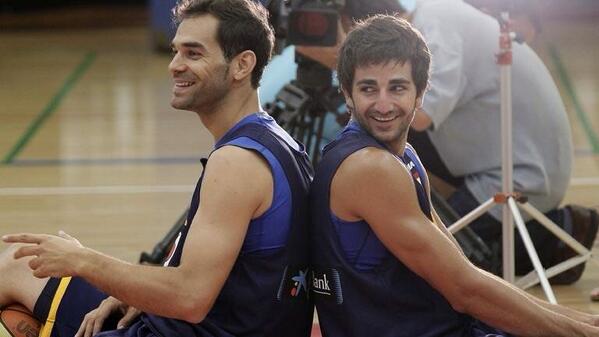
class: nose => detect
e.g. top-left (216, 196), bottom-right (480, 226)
top-left (168, 52), bottom-right (186, 75)
top-left (373, 92), bottom-right (394, 114)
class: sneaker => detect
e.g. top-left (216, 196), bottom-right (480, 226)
top-left (549, 205), bottom-right (598, 285)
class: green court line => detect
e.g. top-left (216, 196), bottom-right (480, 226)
top-left (547, 44), bottom-right (599, 153)
top-left (2, 51), bottom-right (97, 164)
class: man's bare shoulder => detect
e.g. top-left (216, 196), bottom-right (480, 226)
top-left (336, 146), bottom-right (409, 183)
top-left (331, 146), bottom-right (415, 220)
top-left (201, 145), bottom-right (272, 216)
top-left (207, 145), bottom-right (271, 177)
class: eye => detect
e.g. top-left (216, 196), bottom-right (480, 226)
top-left (187, 50), bottom-right (201, 59)
top-left (390, 85), bottom-right (406, 93)
top-left (359, 86), bottom-right (376, 94)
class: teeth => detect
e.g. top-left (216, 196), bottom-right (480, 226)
top-left (176, 81), bottom-right (194, 87)
top-left (373, 116), bottom-right (396, 122)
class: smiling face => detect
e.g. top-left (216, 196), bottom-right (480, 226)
top-left (345, 60), bottom-right (422, 153)
top-left (168, 14), bottom-right (231, 113)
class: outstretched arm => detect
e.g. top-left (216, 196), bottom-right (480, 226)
top-left (331, 148), bottom-right (598, 337)
top-left (420, 164), bottom-right (464, 254)
top-left (3, 145), bottom-right (273, 323)
top-left (418, 151), bottom-right (599, 327)
top-left (522, 289), bottom-right (599, 327)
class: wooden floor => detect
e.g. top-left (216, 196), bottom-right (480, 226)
top-left (0, 10), bottom-right (598, 318)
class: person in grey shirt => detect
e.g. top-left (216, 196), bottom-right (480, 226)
top-left (407, 0), bottom-right (581, 278)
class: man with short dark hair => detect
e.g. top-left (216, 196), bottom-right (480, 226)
top-left (310, 14), bottom-right (599, 337)
top-left (0, 1), bottom-right (313, 336)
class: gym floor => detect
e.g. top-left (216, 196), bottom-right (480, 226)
top-left (0, 2), bottom-right (597, 328)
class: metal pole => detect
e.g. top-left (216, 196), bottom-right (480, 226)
top-left (498, 11), bottom-right (515, 283)
top-left (508, 198), bottom-right (557, 303)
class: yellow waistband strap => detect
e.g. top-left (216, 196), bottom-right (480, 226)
top-left (38, 277), bottom-right (72, 337)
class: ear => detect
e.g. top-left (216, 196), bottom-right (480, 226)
top-left (231, 50), bottom-right (257, 83)
top-left (415, 94), bottom-right (423, 110)
top-left (341, 87), bottom-right (354, 108)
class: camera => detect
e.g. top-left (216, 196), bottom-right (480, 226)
top-left (258, 0), bottom-right (347, 164)
top-left (264, 0), bottom-right (345, 51)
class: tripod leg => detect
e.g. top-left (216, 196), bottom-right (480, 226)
top-left (518, 254), bottom-right (590, 289)
top-left (514, 202), bottom-right (594, 288)
top-left (430, 190), bottom-right (495, 270)
top-left (448, 198), bottom-right (496, 234)
top-left (508, 198), bottom-right (557, 304)
top-left (519, 202), bottom-right (591, 255)
top-left (502, 202), bottom-right (515, 283)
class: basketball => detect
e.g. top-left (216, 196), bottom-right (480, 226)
top-left (0, 304), bottom-right (41, 337)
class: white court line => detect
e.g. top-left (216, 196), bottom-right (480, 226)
top-left (0, 177), bottom-right (597, 197)
top-left (571, 177), bottom-right (599, 187)
top-left (0, 185), bottom-right (193, 196)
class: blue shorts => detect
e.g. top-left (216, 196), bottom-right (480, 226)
top-left (94, 321), bottom-right (157, 337)
top-left (33, 277), bottom-right (120, 337)
top-left (470, 319), bottom-right (511, 337)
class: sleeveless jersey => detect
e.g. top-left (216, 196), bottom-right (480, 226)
top-left (142, 112), bottom-right (314, 337)
top-left (310, 120), bottom-right (501, 337)
top-left (330, 123), bottom-right (432, 271)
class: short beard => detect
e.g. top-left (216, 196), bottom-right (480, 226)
top-left (352, 104), bottom-right (416, 150)
top-left (172, 63), bottom-right (231, 113)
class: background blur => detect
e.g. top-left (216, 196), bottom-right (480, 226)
top-left (0, 0), bottom-right (598, 309)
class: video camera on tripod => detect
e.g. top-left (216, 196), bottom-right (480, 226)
top-left (261, 0), bottom-right (348, 163)
top-left (265, 0), bottom-right (345, 49)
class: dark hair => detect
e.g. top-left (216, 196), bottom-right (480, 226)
top-left (337, 14), bottom-right (431, 98)
top-left (344, 0), bottom-right (406, 21)
top-left (173, 0), bottom-right (275, 88)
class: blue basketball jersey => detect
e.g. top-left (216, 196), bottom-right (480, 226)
top-left (330, 122), bottom-right (432, 271)
top-left (310, 120), bottom-right (509, 337)
top-left (140, 112), bottom-right (314, 337)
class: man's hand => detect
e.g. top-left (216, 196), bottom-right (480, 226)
top-left (2, 231), bottom-right (85, 278)
top-left (75, 296), bottom-right (141, 337)
top-left (587, 314), bottom-right (599, 327)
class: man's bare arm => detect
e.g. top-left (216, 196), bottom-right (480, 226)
top-left (418, 151), bottom-right (599, 327)
top-left (419, 164), bottom-right (464, 254)
top-left (331, 148), bottom-right (598, 337)
top-left (430, 206), bottom-right (465, 255)
top-left (5, 145), bottom-right (272, 323)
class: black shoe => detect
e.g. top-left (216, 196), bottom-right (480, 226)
top-left (549, 205), bottom-right (598, 285)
